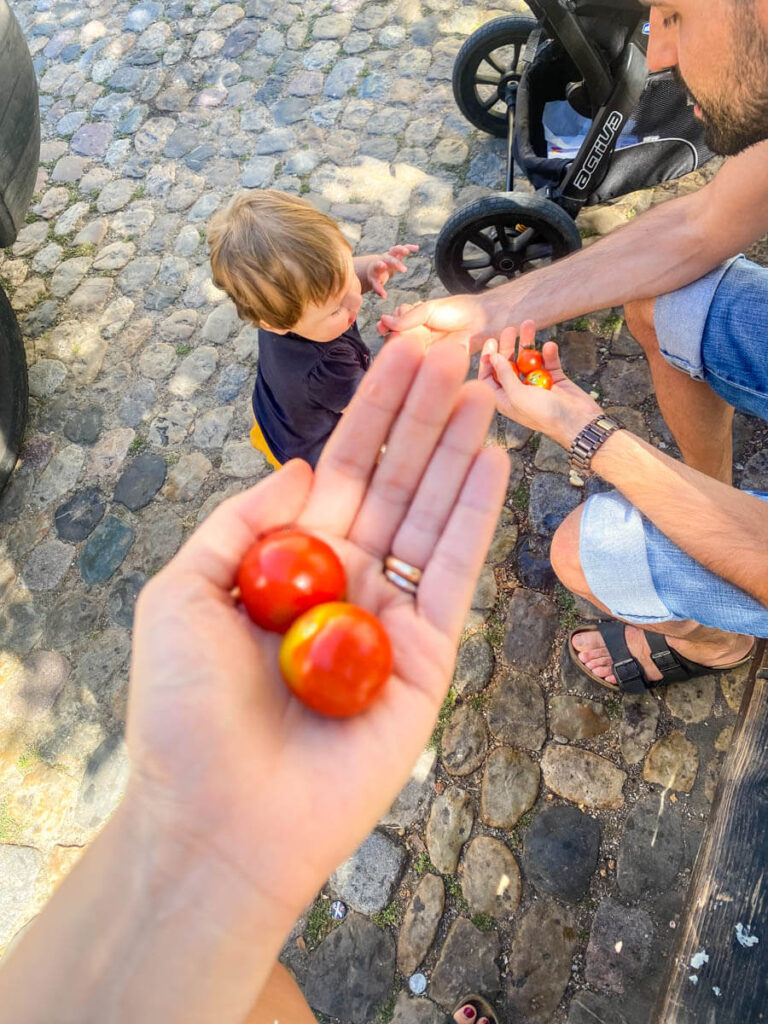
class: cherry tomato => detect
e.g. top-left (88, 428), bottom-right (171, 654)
top-left (279, 602), bottom-right (393, 717)
top-left (517, 349), bottom-right (544, 376)
top-left (525, 369), bottom-right (553, 390)
top-left (237, 528), bottom-right (346, 633)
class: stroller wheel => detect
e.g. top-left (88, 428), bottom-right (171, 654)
top-left (453, 15), bottom-right (540, 137)
top-left (435, 193), bottom-right (582, 294)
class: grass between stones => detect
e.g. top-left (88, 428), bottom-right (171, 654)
top-left (471, 912), bottom-right (496, 933)
top-left (555, 584), bottom-right (579, 632)
top-left (468, 692), bottom-right (488, 712)
top-left (509, 808), bottom-right (535, 850)
top-left (428, 687), bottom-right (457, 754)
top-left (128, 435), bottom-right (150, 454)
top-left (375, 985), bottom-right (399, 1023)
top-left (511, 481), bottom-right (529, 513)
top-left (413, 852), bottom-right (436, 875)
top-left (372, 900), bottom-right (401, 929)
top-left (305, 897), bottom-right (334, 950)
top-left (443, 874), bottom-right (468, 913)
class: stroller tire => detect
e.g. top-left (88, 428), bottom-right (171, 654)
top-left (453, 15), bottom-right (540, 137)
top-left (0, 281), bottom-right (28, 495)
top-left (435, 192), bottom-right (582, 295)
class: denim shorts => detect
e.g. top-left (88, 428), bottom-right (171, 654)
top-left (579, 490), bottom-right (768, 636)
top-left (654, 254), bottom-right (768, 419)
top-left (578, 257), bottom-right (768, 635)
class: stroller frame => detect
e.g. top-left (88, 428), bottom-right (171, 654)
top-left (502, 0), bottom-right (650, 216)
top-left (435, 0), bottom-right (711, 293)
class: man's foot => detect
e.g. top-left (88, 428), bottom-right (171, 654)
top-left (454, 1005), bottom-right (490, 1024)
top-left (571, 625), bottom-right (754, 688)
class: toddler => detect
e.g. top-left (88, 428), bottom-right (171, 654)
top-left (208, 190), bottom-right (417, 468)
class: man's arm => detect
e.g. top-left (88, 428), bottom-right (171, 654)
top-left (591, 431), bottom-right (768, 608)
top-left (382, 141), bottom-right (768, 349)
top-left (482, 330), bottom-right (768, 607)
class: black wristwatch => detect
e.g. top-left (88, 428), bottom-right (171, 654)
top-left (568, 415), bottom-right (622, 477)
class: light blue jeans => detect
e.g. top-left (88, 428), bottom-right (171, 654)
top-left (579, 257), bottom-right (768, 636)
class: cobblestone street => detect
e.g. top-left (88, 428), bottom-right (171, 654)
top-left (1, 0), bottom-right (767, 1020)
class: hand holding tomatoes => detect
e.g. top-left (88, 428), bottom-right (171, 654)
top-left (478, 319), bottom-right (606, 449)
top-left (125, 337), bottom-right (509, 943)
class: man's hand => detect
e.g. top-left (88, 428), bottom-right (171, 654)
top-left (356, 244), bottom-right (419, 298)
top-left (378, 291), bottom-right (494, 351)
top-left (479, 319), bottom-right (603, 449)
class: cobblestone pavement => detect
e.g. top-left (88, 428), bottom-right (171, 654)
top-left (2, 0), bottom-right (768, 1019)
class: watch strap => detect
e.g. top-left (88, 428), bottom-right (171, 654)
top-left (568, 415), bottom-right (621, 477)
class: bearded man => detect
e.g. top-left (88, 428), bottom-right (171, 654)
top-left (384, 0), bottom-right (768, 694)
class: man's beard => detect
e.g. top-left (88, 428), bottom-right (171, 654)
top-left (673, 12), bottom-right (768, 156)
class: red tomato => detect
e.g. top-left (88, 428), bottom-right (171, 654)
top-left (279, 602), bottom-right (393, 717)
top-left (517, 349), bottom-right (544, 376)
top-left (525, 369), bottom-right (553, 390)
top-left (237, 528), bottom-right (346, 633)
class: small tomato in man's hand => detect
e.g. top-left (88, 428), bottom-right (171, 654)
top-left (517, 349), bottom-right (544, 376)
top-left (237, 528), bottom-right (346, 633)
top-left (524, 368), bottom-right (553, 390)
top-left (279, 602), bottom-right (393, 717)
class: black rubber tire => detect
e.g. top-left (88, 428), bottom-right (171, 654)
top-left (435, 192), bottom-right (582, 295)
top-left (0, 281), bottom-right (28, 493)
top-left (0, 0), bottom-right (42, 246)
top-left (452, 15), bottom-right (540, 137)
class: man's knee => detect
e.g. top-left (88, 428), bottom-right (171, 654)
top-left (550, 506), bottom-right (590, 596)
top-left (624, 296), bottom-right (658, 354)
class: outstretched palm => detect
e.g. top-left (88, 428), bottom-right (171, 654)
top-left (126, 337), bottom-right (509, 914)
top-left (479, 322), bottom-right (603, 448)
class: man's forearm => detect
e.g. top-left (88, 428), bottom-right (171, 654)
top-left (592, 431), bottom-right (768, 608)
top-left (0, 791), bottom-right (297, 1024)
top-left (482, 190), bottom-right (721, 334)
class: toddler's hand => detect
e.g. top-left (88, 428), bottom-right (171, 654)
top-left (364, 244), bottom-right (419, 298)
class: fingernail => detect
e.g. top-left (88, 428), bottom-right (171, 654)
top-left (463, 1008), bottom-right (476, 1020)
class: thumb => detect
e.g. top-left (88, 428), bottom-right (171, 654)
top-left (542, 340), bottom-right (567, 381)
top-left (492, 350), bottom-right (526, 393)
top-left (378, 301), bottom-right (430, 332)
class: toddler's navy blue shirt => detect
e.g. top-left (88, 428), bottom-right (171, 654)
top-left (253, 322), bottom-right (371, 468)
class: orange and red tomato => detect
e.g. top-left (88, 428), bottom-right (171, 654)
top-left (279, 602), bottom-right (392, 717)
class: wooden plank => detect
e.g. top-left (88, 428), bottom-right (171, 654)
top-left (655, 641), bottom-right (768, 1023)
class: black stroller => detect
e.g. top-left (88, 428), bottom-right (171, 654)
top-left (435, 0), bottom-right (714, 293)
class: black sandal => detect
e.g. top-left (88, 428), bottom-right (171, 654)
top-left (568, 621), bottom-right (755, 694)
top-left (448, 994), bottom-right (500, 1024)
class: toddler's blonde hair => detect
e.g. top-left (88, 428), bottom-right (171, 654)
top-left (207, 189), bottom-right (352, 330)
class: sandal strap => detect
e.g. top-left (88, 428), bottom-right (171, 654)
top-left (645, 630), bottom-right (689, 683)
top-left (597, 623), bottom-right (690, 692)
top-left (597, 621), bottom-right (648, 694)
